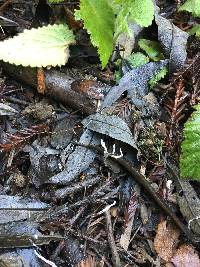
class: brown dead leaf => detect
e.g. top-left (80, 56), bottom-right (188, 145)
top-left (154, 220), bottom-right (180, 262)
top-left (120, 191), bottom-right (138, 250)
top-left (171, 244), bottom-right (200, 267)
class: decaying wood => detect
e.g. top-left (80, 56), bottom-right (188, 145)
top-left (0, 234), bottom-right (64, 248)
top-left (1, 62), bottom-right (107, 115)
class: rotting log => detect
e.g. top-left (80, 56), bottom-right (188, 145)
top-left (0, 62), bottom-right (108, 115)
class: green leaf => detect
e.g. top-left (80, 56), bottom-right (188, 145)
top-left (180, 104), bottom-right (200, 180)
top-left (114, 7), bottom-right (131, 39)
top-left (0, 24), bottom-right (75, 67)
top-left (190, 24), bottom-right (200, 37)
top-left (179, 0), bottom-right (200, 17)
top-left (114, 0), bottom-right (154, 38)
top-left (128, 0), bottom-right (154, 27)
top-left (148, 66), bottom-right (168, 88)
top-left (126, 52), bottom-right (149, 68)
top-left (107, 0), bottom-right (120, 13)
top-left (75, 0), bottom-right (115, 68)
top-left (138, 39), bottom-right (164, 61)
top-left (114, 52), bottom-right (149, 82)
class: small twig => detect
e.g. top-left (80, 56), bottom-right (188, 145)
top-left (38, 180), bottom-right (117, 221)
top-left (0, 0), bottom-right (13, 13)
top-left (3, 95), bottom-right (30, 105)
top-left (73, 142), bottom-right (198, 243)
top-left (53, 176), bottom-right (101, 199)
top-left (69, 206), bottom-right (86, 225)
top-left (68, 228), bottom-right (107, 247)
top-left (105, 209), bottom-right (121, 267)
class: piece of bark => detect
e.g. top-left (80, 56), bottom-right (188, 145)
top-left (0, 195), bottom-right (50, 224)
top-left (0, 234), bottom-right (64, 248)
top-left (1, 62), bottom-right (107, 115)
top-left (177, 180), bottom-right (200, 235)
top-left (52, 176), bottom-right (101, 199)
top-left (47, 129), bottom-right (100, 185)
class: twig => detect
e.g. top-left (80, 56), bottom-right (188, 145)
top-left (1, 62), bottom-right (106, 115)
top-left (53, 176), bottom-right (101, 199)
top-left (38, 180), bottom-right (117, 221)
top-left (3, 95), bottom-right (30, 105)
top-left (0, 0), bottom-right (13, 13)
top-left (73, 142), bottom-right (198, 243)
top-left (69, 228), bottom-right (107, 247)
top-left (69, 206), bottom-right (86, 225)
top-left (105, 209), bottom-right (121, 267)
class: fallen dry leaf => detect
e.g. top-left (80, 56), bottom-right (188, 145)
top-left (171, 244), bottom-right (200, 267)
top-left (155, 8), bottom-right (188, 72)
top-left (154, 220), bottom-right (180, 262)
top-left (120, 190), bottom-right (138, 250)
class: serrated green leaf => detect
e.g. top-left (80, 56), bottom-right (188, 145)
top-left (0, 24), bottom-right (75, 67)
top-left (148, 66), bottom-right (167, 88)
top-left (179, 0), bottom-right (200, 17)
top-left (138, 39), bottom-right (164, 61)
top-left (180, 104), bottom-right (200, 180)
top-left (114, 7), bottom-right (131, 39)
top-left (114, 0), bottom-right (154, 38)
top-left (190, 24), bottom-right (200, 37)
top-left (128, 0), bottom-right (154, 27)
top-left (75, 0), bottom-right (115, 68)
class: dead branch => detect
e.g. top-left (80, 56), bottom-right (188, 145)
top-left (1, 62), bottom-right (107, 115)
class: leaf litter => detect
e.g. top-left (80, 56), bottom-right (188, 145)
top-left (0, 1), bottom-right (200, 266)
top-left (155, 11), bottom-right (189, 72)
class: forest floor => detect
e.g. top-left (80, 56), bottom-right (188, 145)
top-left (0, 1), bottom-right (200, 266)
